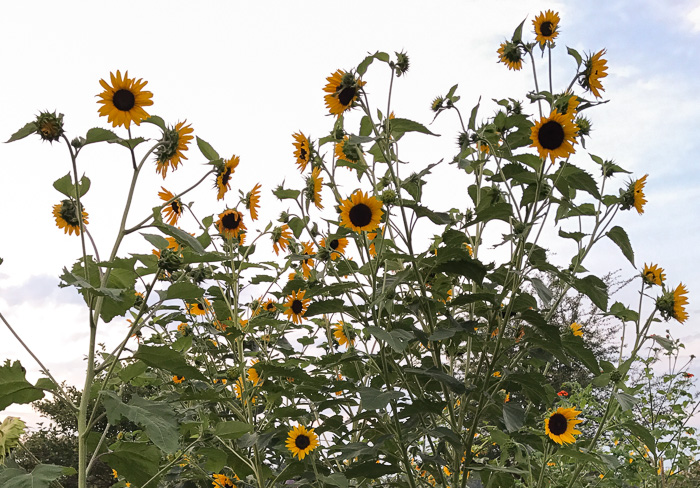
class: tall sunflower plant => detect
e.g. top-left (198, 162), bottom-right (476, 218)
top-left (0, 11), bottom-right (693, 488)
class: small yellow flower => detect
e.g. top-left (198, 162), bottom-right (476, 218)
top-left (570, 322), bottom-right (583, 337)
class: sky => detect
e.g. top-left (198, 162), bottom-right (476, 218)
top-left (1, 0), bottom-right (699, 426)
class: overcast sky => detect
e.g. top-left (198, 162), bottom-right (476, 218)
top-left (1, 0), bottom-right (699, 424)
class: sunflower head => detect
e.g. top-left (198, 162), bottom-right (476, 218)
top-left (272, 224), bottom-right (292, 255)
top-left (333, 322), bottom-right (355, 348)
top-left (339, 191), bottom-right (384, 233)
top-left (216, 209), bottom-right (246, 240)
top-left (293, 132), bottom-right (311, 172)
top-left (656, 283), bottom-right (689, 324)
top-left (158, 187), bottom-right (183, 225)
top-left (97, 70), bottom-right (154, 129)
top-left (304, 167), bottom-right (323, 210)
top-left (581, 49), bottom-right (608, 99)
top-left (157, 247), bottom-right (183, 273)
top-left (53, 199), bottom-right (89, 236)
top-left (246, 183), bottom-right (261, 221)
top-left (335, 136), bottom-right (363, 165)
top-left (620, 175), bottom-right (648, 214)
top-left (530, 111), bottom-right (579, 163)
top-left (394, 51), bottom-right (410, 77)
top-left (35, 111), bottom-right (65, 143)
top-left (283, 289), bottom-right (310, 325)
top-left (155, 121), bottom-right (193, 178)
top-left (570, 322), bottom-right (583, 337)
top-left (497, 41), bottom-right (524, 71)
top-left (321, 236), bottom-right (348, 261)
top-left (642, 263), bottom-right (665, 286)
top-left (285, 424), bottom-right (319, 460)
top-left (323, 69), bottom-right (366, 116)
top-left (545, 407), bottom-right (583, 445)
top-left (533, 10), bottom-right (560, 47)
top-left (215, 155), bottom-right (240, 200)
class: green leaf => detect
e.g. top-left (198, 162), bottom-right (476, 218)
top-left (319, 473), bottom-right (349, 488)
top-left (344, 461), bottom-right (399, 479)
top-left (559, 229), bottom-right (586, 242)
top-left (503, 403), bottom-right (525, 432)
top-left (133, 345), bottom-right (207, 381)
top-left (305, 298), bottom-right (345, 317)
top-left (468, 98), bottom-right (480, 131)
top-left (197, 447), bottom-right (228, 472)
top-left (614, 391), bottom-right (639, 411)
top-left (512, 18), bottom-right (526, 43)
top-left (196, 136), bottom-right (219, 161)
top-left (102, 442), bottom-right (161, 487)
top-left (165, 282), bottom-right (204, 300)
top-left (118, 361), bottom-right (148, 382)
top-left (287, 216), bottom-right (306, 239)
top-left (404, 368), bottom-right (466, 394)
top-left (85, 127), bottom-right (120, 144)
top-left (572, 275), bottom-right (608, 311)
top-left (102, 391), bottom-right (178, 453)
top-left (141, 233), bottom-right (169, 250)
top-left (529, 277), bottom-right (553, 306)
top-left (143, 115), bottom-right (166, 131)
top-left (389, 117), bottom-right (438, 139)
top-left (365, 326), bottom-right (414, 352)
top-left (359, 388), bottom-right (403, 410)
top-left (0, 464), bottom-right (76, 488)
top-left (622, 421), bottom-right (656, 451)
top-left (111, 137), bottom-right (146, 150)
top-left (567, 46), bottom-right (582, 67)
top-left (214, 421), bottom-right (253, 439)
top-left (157, 224), bottom-right (205, 255)
top-left (606, 302), bottom-right (639, 323)
top-left (471, 202), bottom-right (512, 225)
top-left (53, 173), bottom-right (90, 199)
top-left (0, 360), bottom-right (45, 410)
top-left (562, 335), bottom-right (600, 375)
top-left (273, 186), bottom-right (300, 200)
top-left (606, 226), bottom-right (635, 266)
top-left (6, 122), bottom-right (37, 143)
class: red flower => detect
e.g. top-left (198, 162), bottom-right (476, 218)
top-left (557, 390), bottom-right (569, 397)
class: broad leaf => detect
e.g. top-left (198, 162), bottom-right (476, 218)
top-left (0, 360), bottom-right (45, 410)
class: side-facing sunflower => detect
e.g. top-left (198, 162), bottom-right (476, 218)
top-left (293, 132), bottom-right (311, 172)
top-left (248, 360), bottom-right (262, 386)
top-left (300, 241), bottom-right (315, 280)
top-left (305, 167), bottom-right (323, 209)
top-left (216, 209), bottom-right (246, 240)
top-left (497, 41), bottom-right (524, 71)
top-left (212, 473), bottom-right (237, 488)
top-left (339, 191), bottom-right (384, 233)
top-left (555, 92), bottom-right (580, 120)
top-left (320, 236), bottom-right (348, 261)
top-left (621, 175), bottom-right (648, 214)
top-left (158, 187), bottom-right (183, 225)
top-left (530, 111), bottom-right (579, 163)
top-left (335, 136), bottom-right (363, 166)
top-left (642, 263), bottom-right (665, 286)
top-left (333, 322), bottom-right (355, 348)
top-left (582, 49), bottom-right (608, 98)
top-left (657, 283), bottom-right (689, 324)
top-left (97, 70), bottom-right (153, 129)
top-left (285, 424), bottom-right (319, 460)
top-left (53, 199), bottom-right (89, 236)
top-left (533, 10), bottom-right (560, 47)
top-left (545, 407), bottom-right (583, 445)
top-left (570, 322), bottom-right (583, 337)
top-left (323, 69), bottom-right (366, 116)
top-left (272, 224), bottom-right (292, 255)
top-left (155, 121), bottom-right (194, 178)
top-left (246, 183), bottom-right (261, 221)
top-left (188, 298), bottom-right (211, 316)
top-left (215, 155), bottom-right (240, 200)
top-left (283, 290), bottom-right (311, 325)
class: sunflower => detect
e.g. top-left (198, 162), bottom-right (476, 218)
top-left (497, 41), bottom-right (524, 71)
top-left (151, 236), bottom-right (181, 259)
top-left (246, 183), bottom-right (261, 221)
top-left (555, 92), bottom-right (580, 120)
top-left (530, 111), bottom-right (579, 163)
top-left (172, 375), bottom-right (185, 384)
top-left (320, 236), bottom-right (348, 261)
top-left (216, 209), bottom-right (246, 240)
top-left (261, 298), bottom-right (277, 313)
top-left (293, 132), bottom-right (311, 172)
top-left (272, 224), bottom-right (292, 255)
top-left (215, 155), bottom-right (240, 200)
top-left (335, 136), bottom-right (363, 166)
top-left (97, 70), bottom-right (153, 129)
top-left (306, 167), bottom-right (323, 209)
top-left (657, 283), bottom-right (689, 324)
top-left (285, 424), bottom-right (319, 460)
top-left (367, 230), bottom-right (379, 258)
top-left (188, 298), bottom-right (211, 316)
top-left (633, 175), bottom-right (648, 214)
top-left (300, 241), bottom-right (315, 280)
top-left (545, 407), bottom-right (583, 445)
top-left (333, 322), bottom-right (355, 348)
top-left (323, 69), bottom-right (366, 116)
top-left (212, 473), bottom-right (238, 488)
top-left (533, 10), bottom-right (560, 47)
top-left (642, 263), bottom-right (665, 286)
top-left (283, 290), bottom-right (310, 325)
top-left (582, 49), bottom-right (608, 99)
top-left (339, 191), bottom-right (384, 232)
top-left (157, 187), bottom-right (183, 225)
top-left (233, 377), bottom-right (244, 399)
top-left (248, 360), bottom-right (262, 386)
top-left (570, 322), bottom-right (583, 337)
top-left (53, 199), bottom-right (89, 236)
top-left (155, 121), bottom-right (194, 178)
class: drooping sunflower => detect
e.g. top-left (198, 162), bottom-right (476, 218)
top-left (530, 111), bottom-right (579, 163)
top-left (53, 199), bottom-right (89, 236)
top-left (339, 191), bottom-right (384, 233)
top-left (216, 209), bottom-right (246, 240)
top-left (642, 263), bottom-right (665, 286)
top-left (323, 69), bottom-right (366, 116)
top-left (293, 132), bottom-right (311, 172)
top-left (97, 70), bottom-right (154, 129)
top-left (582, 49), bottom-right (608, 99)
top-left (188, 298), bottom-right (211, 316)
top-left (303, 167), bottom-right (323, 210)
top-left (320, 236), bottom-right (348, 261)
top-left (272, 224), bottom-right (292, 255)
top-left (215, 155), bottom-right (240, 200)
top-left (283, 290), bottom-right (310, 325)
top-left (657, 283), bottom-right (689, 324)
top-left (285, 424), bottom-right (319, 460)
top-left (155, 121), bottom-right (193, 178)
top-left (544, 407), bottom-right (583, 445)
top-left (333, 322), bottom-right (355, 348)
top-left (248, 360), bottom-right (262, 386)
top-left (300, 241), bottom-right (315, 280)
top-left (570, 322), bottom-right (583, 337)
top-left (533, 10), bottom-right (560, 47)
top-left (633, 175), bottom-right (648, 214)
top-left (335, 136), bottom-right (363, 166)
top-left (497, 41), bottom-right (524, 71)
top-left (158, 187), bottom-right (183, 225)
top-left (246, 183), bottom-right (261, 221)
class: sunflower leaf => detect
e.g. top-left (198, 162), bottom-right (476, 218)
top-left (111, 137), bottom-right (146, 150)
top-left (606, 226), bottom-right (635, 266)
top-left (157, 224), bottom-right (206, 255)
top-left (196, 136), bottom-right (219, 161)
top-left (0, 360), bottom-right (45, 411)
top-left (512, 18), bottom-right (526, 43)
top-left (503, 403), bottom-right (526, 432)
top-left (572, 274), bottom-right (609, 311)
top-left (84, 127), bottom-right (120, 145)
top-left (389, 118), bottom-right (438, 139)
top-left (6, 121), bottom-right (37, 143)
top-left (468, 97), bottom-right (480, 131)
top-left (567, 46), bottom-right (582, 67)
top-left (142, 233), bottom-right (169, 250)
top-left (142, 115), bottom-right (166, 131)
top-left (102, 442), bottom-right (161, 487)
top-left (273, 186), bottom-right (300, 200)
top-left (133, 344), bottom-right (208, 381)
top-left (0, 464), bottom-right (76, 488)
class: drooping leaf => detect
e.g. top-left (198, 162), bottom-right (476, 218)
top-left (133, 345), bottom-right (207, 381)
top-left (0, 360), bottom-right (45, 411)
top-left (0, 464), bottom-right (76, 488)
top-left (606, 226), bottom-right (635, 266)
top-left (358, 387), bottom-right (403, 410)
top-left (102, 442), bottom-right (161, 487)
top-left (84, 127), bottom-right (119, 145)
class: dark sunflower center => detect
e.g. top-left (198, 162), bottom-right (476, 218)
top-left (349, 203), bottom-right (372, 227)
top-left (300, 148), bottom-right (308, 161)
top-left (329, 239), bottom-right (339, 250)
top-left (221, 168), bottom-right (232, 187)
top-left (294, 434), bottom-right (311, 450)
top-left (113, 89), bottom-right (136, 111)
top-left (541, 21), bottom-right (554, 37)
top-left (197, 303), bottom-right (205, 311)
top-left (538, 121), bottom-right (565, 150)
top-left (291, 299), bottom-right (303, 315)
top-left (171, 201), bottom-right (181, 214)
top-left (338, 86), bottom-right (357, 106)
top-left (266, 303), bottom-right (275, 311)
top-left (549, 413), bottom-right (568, 435)
top-left (221, 212), bottom-right (241, 230)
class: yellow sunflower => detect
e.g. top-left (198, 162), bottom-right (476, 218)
top-left (339, 191), bottom-right (384, 232)
top-left (367, 229), bottom-right (380, 258)
top-left (172, 375), bottom-right (185, 384)
top-left (545, 407), bottom-right (583, 445)
top-left (283, 290), bottom-right (311, 325)
top-left (285, 424), bottom-right (319, 460)
top-left (570, 322), bottom-right (583, 337)
top-left (272, 224), bottom-right (292, 255)
top-left (633, 175), bottom-right (648, 214)
top-left (293, 132), bottom-right (311, 172)
top-left (555, 92), bottom-right (580, 120)
top-left (642, 263), bottom-right (665, 286)
top-left (97, 70), bottom-right (153, 129)
top-left (246, 183), bottom-right (261, 221)
top-left (215, 155), bottom-right (240, 201)
top-left (300, 241), bottom-right (315, 280)
top-left (158, 187), bottom-right (183, 225)
top-left (155, 121), bottom-right (194, 178)
top-left (248, 359), bottom-right (262, 386)
top-left (320, 236), bottom-right (348, 261)
top-left (530, 111), bottom-right (579, 163)
top-left (261, 298), bottom-right (277, 313)
top-left (669, 283), bottom-right (689, 324)
top-left (335, 136), bottom-right (363, 166)
top-left (212, 473), bottom-right (238, 488)
top-left (582, 49), bottom-right (608, 99)
top-left (188, 298), bottom-right (211, 316)
top-left (305, 167), bottom-right (323, 209)
top-left (152, 236), bottom-right (181, 259)
top-left (323, 69), bottom-right (366, 116)
top-left (53, 199), bottom-right (89, 236)
top-left (333, 322), bottom-right (354, 348)
top-left (533, 10), bottom-right (560, 47)
top-left (497, 41), bottom-right (524, 71)
top-left (216, 209), bottom-right (246, 240)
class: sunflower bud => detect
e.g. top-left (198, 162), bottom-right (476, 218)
top-left (279, 211), bottom-right (290, 223)
top-left (72, 136), bottom-right (86, 149)
top-left (431, 96), bottom-right (445, 113)
top-left (610, 371), bottom-right (622, 384)
top-left (226, 368), bottom-right (238, 381)
top-left (575, 116), bottom-right (592, 137)
top-left (381, 189), bottom-right (397, 205)
top-left (395, 51), bottom-right (410, 77)
top-left (35, 111), bottom-right (64, 143)
top-left (457, 131), bottom-right (470, 149)
top-left (158, 248), bottom-right (183, 273)
top-left (189, 265), bottom-right (211, 284)
top-left (315, 246), bottom-right (331, 262)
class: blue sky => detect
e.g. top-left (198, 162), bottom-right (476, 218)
top-left (1, 0), bottom-right (698, 423)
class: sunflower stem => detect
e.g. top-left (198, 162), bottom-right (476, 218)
top-left (528, 50), bottom-right (544, 118)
